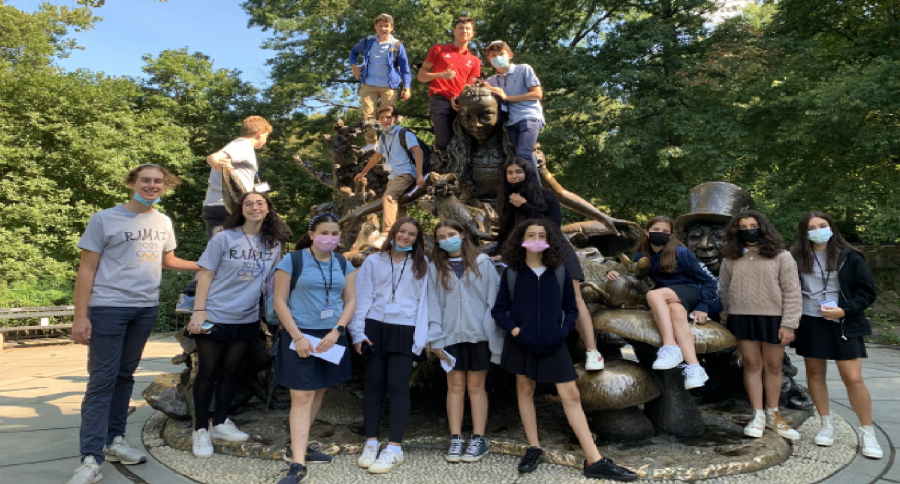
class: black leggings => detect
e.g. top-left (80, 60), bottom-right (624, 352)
top-left (193, 338), bottom-right (251, 430)
top-left (363, 352), bottom-right (414, 443)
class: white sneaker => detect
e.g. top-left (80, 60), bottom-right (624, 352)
top-left (67, 456), bottom-right (103, 484)
top-left (585, 350), bottom-right (605, 371)
top-left (368, 448), bottom-right (405, 474)
top-left (681, 364), bottom-right (709, 389)
top-left (209, 418), bottom-right (249, 442)
top-left (192, 429), bottom-right (213, 458)
top-left (766, 408), bottom-right (801, 441)
top-left (744, 409), bottom-right (765, 438)
top-left (357, 443), bottom-right (379, 468)
top-left (103, 436), bottom-right (146, 465)
top-left (653, 345), bottom-right (684, 370)
top-left (814, 416), bottom-right (834, 446)
top-left (858, 426), bottom-right (884, 459)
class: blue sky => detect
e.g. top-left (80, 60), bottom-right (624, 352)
top-left (9, 0), bottom-right (273, 86)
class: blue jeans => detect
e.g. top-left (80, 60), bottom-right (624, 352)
top-left (507, 118), bottom-right (544, 170)
top-left (80, 306), bottom-right (158, 463)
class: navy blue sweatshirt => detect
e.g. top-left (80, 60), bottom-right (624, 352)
top-left (491, 265), bottom-right (579, 354)
top-left (636, 245), bottom-right (720, 314)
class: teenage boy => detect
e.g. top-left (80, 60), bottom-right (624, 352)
top-left (349, 14), bottom-right (412, 152)
top-left (175, 115), bottom-right (272, 313)
top-left (353, 105), bottom-right (424, 246)
top-left (484, 41), bottom-right (544, 171)
top-left (418, 17), bottom-right (481, 152)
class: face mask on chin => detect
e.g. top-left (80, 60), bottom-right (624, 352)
top-left (133, 193), bottom-right (161, 205)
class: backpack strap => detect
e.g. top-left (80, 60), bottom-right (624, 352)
top-left (334, 253), bottom-right (349, 274)
top-left (398, 127), bottom-right (415, 166)
top-left (506, 267), bottom-right (519, 305)
top-left (554, 265), bottom-right (566, 297)
top-left (289, 250), bottom-right (304, 291)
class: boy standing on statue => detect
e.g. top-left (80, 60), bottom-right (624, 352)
top-left (349, 14), bottom-right (412, 152)
top-left (484, 41), bottom-right (544, 171)
top-left (418, 17), bottom-right (481, 152)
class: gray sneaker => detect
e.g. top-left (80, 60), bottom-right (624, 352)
top-left (103, 436), bottom-right (146, 465)
top-left (175, 294), bottom-right (195, 314)
top-left (445, 435), bottom-right (464, 463)
top-left (67, 456), bottom-right (103, 484)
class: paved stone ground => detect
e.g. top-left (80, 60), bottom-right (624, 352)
top-left (0, 334), bottom-right (896, 484)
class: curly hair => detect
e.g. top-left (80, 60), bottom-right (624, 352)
top-left (637, 216), bottom-right (681, 273)
top-left (720, 210), bottom-right (786, 260)
top-left (223, 192), bottom-right (292, 250)
top-left (123, 164), bottom-right (181, 189)
top-left (496, 157), bottom-right (546, 240)
top-left (381, 216), bottom-right (428, 279)
top-left (791, 210), bottom-right (861, 273)
top-left (500, 218), bottom-right (566, 271)
top-left (432, 219), bottom-right (482, 290)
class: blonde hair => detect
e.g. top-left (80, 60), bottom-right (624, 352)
top-left (123, 164), bottom-right (181, 189)
top-left (240, 116), bottom-right (273, 137)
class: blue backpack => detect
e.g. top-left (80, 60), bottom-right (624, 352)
top-left (264, 250), bottom-right (348, 325)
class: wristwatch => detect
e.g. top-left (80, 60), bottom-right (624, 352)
top-left (332, 325), bottom-right (346, 336)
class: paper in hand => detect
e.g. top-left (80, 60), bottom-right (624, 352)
top-left (289, 334), bottom-right (346, 365)
top-left (439, 350), bottom-right (456, 373)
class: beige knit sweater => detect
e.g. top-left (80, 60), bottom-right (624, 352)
top-left (718, 249), bottom-right (802, 329)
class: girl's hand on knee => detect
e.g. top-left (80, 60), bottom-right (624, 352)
top-left (605, 271), bottom-right (620, 281)
top-left (778, 328), bottom-right (795, 345)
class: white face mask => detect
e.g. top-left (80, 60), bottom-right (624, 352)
top-left (490, 54), bottom-right (510, 69)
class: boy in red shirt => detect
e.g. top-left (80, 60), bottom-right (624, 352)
top-left (417, 17), bottom-right (481, 152)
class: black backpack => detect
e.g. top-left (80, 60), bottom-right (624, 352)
top-left (398, 127), bottom-right (432, 175)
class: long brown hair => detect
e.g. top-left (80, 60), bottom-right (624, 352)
top-left (496, 157), bottom-right (547, 240)
top-left (381, 216), bottom-right (428, 279)
top-left (639, 216), bottom-right (680, 273)
top-left (720, 210), bottom-right (786, 260)
top-left (501, 218), bottom-right (566, 271)
top-left (223, 192), bottom-right (292, 250)
top-left (791, 211), bottom-right (861, 273)
top-left (432, 219), bottom-right (482, 290)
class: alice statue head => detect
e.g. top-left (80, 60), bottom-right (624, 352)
top-left (457, 86), bottom-right (501, 143)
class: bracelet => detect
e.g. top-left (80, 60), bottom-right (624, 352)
top-left (193, 309), bottom-right (206, 312)
top-left (293, 334), bottom-right (305, 342)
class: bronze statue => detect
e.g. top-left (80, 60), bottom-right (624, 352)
top-left (675, 182), bottom-right (754, 276)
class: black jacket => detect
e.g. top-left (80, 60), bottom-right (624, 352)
top-left (498, 189), bottom-right (561, 245)
top-left (835, 249), bottom-right (877, 339)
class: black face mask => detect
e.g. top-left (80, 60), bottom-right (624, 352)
top-left (510, 180), bottom-right (526, 193)
top-left (738, 228), bottom-right (762, 244)
top-left (648, 232), bottom-right (671, 246)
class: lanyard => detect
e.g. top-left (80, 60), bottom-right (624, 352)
top-left (813, 254), bottom-right (831, 293)
top-left (240, 227), bottom-right (264, 277)
top-left (389, 254), bottom-right (409, 303)
top-left (310, 248), bottom-right (334, 306)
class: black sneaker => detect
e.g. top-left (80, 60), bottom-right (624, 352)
top-left (461, 435), bottom-right (489, 462)
top-left (518, 446), bottom-right (543, 473)
top-left (276, 463), bottom-right (307, 484)
top-left (283, 443), bottom-right (332, 464)
top-left (583, 457), bottom-right (638, 481)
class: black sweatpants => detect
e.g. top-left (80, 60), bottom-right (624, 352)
top-left (363, 352), bottom-right (414, 443)
top-left (429, 94), bottom-right (457, 152)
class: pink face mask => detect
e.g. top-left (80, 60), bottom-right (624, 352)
top-left (313, 235), bottom-right (340, 252)
top-left (521, 240), bottom-right (550, 253)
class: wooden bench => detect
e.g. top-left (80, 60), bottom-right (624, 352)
top-left (0, 306), bottom-right (75, 351)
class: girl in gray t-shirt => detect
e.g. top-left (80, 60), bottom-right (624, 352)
top-left (185, 192), bottom-right (292, 458)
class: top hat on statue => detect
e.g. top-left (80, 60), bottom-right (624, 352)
top-left (675, 182), bottom-right (755, 234)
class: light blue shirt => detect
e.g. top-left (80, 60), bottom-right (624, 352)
top-left (487, 63), bottom-right (545, 126)
top-left (375, 125), bottom-right (419, 179)
top-left (365, 39), bottom-right (393, 88)
top-left (276, 250), bottom-right (356, 330)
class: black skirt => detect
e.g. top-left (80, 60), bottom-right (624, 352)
top-left (666, 285), bottom-right (702, 314)
top-left (791, 315), bottom-right (868, 361)
top-left (275, 328), bottom-right (352, 391)
top-left (443, 341), bottom-right (491, 372)
top-left (500, 335), bottom-right (577, 384)
top-left (728, 315), bottom-right (783, 345)
top-left (184, 321), bottom-right (258, 342)
top-left (562, 238), bottom-right (586, 281)
top-left (365, 318), bottom-right (425, 361)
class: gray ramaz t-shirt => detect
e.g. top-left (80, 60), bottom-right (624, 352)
top-left (77, 205), bottom-right (177, 307)
top-left (197, 228), bottom-right (282, 324)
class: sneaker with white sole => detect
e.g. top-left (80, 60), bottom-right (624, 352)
top-left (653, 345), bottom-right (684, 370)
top-left (192, 429), bottom-right (213, 458)
top-left (858, 426), bottom-right (883, 459)
top-left (368, 448), bottom-right (405, 474)
top-left (814, 416), bottom-right (835, 446)
top-left (585, 350), bottom-right (605, 371)
top-left (357, 443), bottom-right (379, 468)
top-left (445, 434), bottom-right (464, 463)
top-left (744, 409), bottom-right (765, 438)
top-left (67, 456), bottom-right (103, 484)
top-left (175, 294), bottom-right (195, 314)
top-left (681, 363), bottom-right (709, 389)
top-left (103, 436), bottom-right (146, 465)
top-left (209, 418), bottom-right (249, 442)
top-left (766, 408), bottom-right (801, 441)
top-left (461, 435), bottom-right (489, 462)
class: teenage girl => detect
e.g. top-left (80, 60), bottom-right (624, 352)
top-left (427, 219), bottom-right (502, 463)
top-left (491, 219), bottom-right (636, 481)
top-left (718, 211), bottom-right (801, 440)
top-left (187, 192), bottom-right (291, 457)
top-left (791, 211), bottom-right (883, 459)
top-left (272, 213), bottom-right (357, 484)
top-left (606, 215), bottom-right (718, 389)
top-left (495, 157), bottom-right (604, 371)
top-left (349, 217), bottom-right (430, 474)
top-left (69, 164), bottom-right (198, 484)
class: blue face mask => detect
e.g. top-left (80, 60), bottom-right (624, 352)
top-left (490, 54), bottom-right (510, 69)
top-left (438, 235), bottom-right (462, 253)
top-left (133, 193), bottom-right (161, 205)
top-left (393, 239), bottom-right (414, 252)
top-left (808, 227), bottom-right (833, 245)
